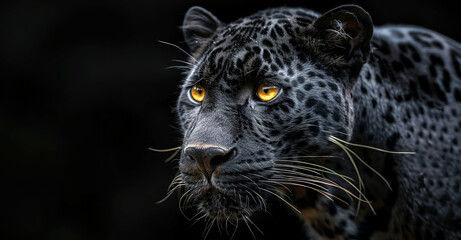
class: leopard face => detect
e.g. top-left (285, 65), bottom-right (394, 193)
top-left (175, 5), bottom-right (373, 221)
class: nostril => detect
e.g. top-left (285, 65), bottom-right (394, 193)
top-left (208, 155), bottom-right (225, 171)
top-left (210, 149), bottom-right (235, 169)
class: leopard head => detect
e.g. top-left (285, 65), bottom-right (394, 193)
top-left (175, 5), bottom-right (373, 222)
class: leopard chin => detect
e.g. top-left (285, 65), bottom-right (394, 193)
top-left (197, 191), bottom-right (253, 220)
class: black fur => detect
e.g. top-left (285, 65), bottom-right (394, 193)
top-left (174, 4), bottom-right (461, 239)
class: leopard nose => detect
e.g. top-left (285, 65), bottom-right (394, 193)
top-left (185, 144), bottom-right (232, 181)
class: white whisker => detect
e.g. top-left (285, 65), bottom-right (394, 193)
top-left (172, 59), bottom-right (197, 67)
top-left (260, 188), bottom-right (300, 215)
top-left (158, 40), bottom-right (197, 62)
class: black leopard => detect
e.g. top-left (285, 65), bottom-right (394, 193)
top-left (167, 4), bottom-right (461, 239)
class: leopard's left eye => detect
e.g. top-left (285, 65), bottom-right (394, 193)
top-left (257, 83), bottom-right (279, 101)
top-left (190, 84), bottom-right (205, 102)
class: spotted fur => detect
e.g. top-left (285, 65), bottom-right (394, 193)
top-left (172, 4), bottom-right (461, 239)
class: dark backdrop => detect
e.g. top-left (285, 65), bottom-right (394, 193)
top-left (1, 0), bottom-right (459, 239)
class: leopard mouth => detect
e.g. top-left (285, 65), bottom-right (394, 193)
top-left (192, 184), bottom-right (268, 220)
top-left (179, 163), bottom-right (272, 220)
top-left (197, 191), bottom-right (247, 219)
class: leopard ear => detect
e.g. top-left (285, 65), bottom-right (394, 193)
top-left (182, 6), bottom-right (221, 53)
top-left (313, 5), bottom-right (373, 73)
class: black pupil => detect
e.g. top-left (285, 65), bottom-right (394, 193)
top-left (263, 87), bottom-right (270, 94)
top-left (195, 87), bottom-right (202, 94)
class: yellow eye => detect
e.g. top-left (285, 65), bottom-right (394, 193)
top-left (190, 85), bottom-right (205, 102)
top-left (257, 83), bottom-right (279, 101)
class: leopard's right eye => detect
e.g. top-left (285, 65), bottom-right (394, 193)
top-left (190, 85), bottom-right (205, 102)
top-left (257, 83), bottom-right (279, 101)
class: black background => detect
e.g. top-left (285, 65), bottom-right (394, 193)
top-left (1, 0), bottom-right (460, 239)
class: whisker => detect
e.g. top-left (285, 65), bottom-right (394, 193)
top-left (342, 143), bottom-right (392, 190)
top-left (149, 146), bottom-right (182, 163)
top-left (273, 180), bottom-right (334, 200)
top-left (272, 169), bottom-right (352, 195)
top-left (274, 163), bottom-right (322, 176)
top-left (259, 188), bottom-right (300, 215)
top-left (216, 215), bottom-right (224, 236)
top-left (190, 74), bottom-right (207, 87)
top-left (272, 175), bottom-right (357, 203)
top-left (327, 135), bottom-right (415, 213)
top-left (188, 210), bottom-right (205, 224)
top-left (329, 136), bottom-right (416, 155)
top-left (168, 174), bottom-right (183, 188)
top-left (239, 174), bottom-right (263, 191)
top-left (274, 160), bottom-right (370, 204)
top-left (202, 217), bottom-right (215, 240)
top-left (269, 177), bottom-right (329, 192)
top-left (158, 40), bottom-right (197, 62)
top-left (328, 136), bottom-right (374, 214)
top-left (271, 179), bottom-right (354, 206)
top-left (156, 174), bottom-right (184, 204)
top-left (230, 216), bottom-right (239, 240)
top-left (284, 119), bottom-right (349, 137)
top-left (275, 160), bottom-right (354, 181)
top-left (245, 215), bottom-right (263, 236)
top-left (225, 215), bottom-right (232, 238)
top-left (172, 59), bottom-right (197, 67)
top-left (148, 146), bottom-right (181, 152)
top-left (192, 211), bottom-right (208, 227)
top-left (278, 155), bottom-right (346, 160)
top-left (237, 175), bottom-right (268, 212)
top-left (178, 188), bottom-right (194, 220)
top-left (156, 183), bottom-right (185, 204)
top-left (247, 173), bottom-right (293, 195)
top-left (242, 215), bottom-right (261, 239)
top-left (244, 189), bottom-right (267, 213)
top-left (272, 168), bottom-right (332, 189)
top-left (166, 65), bottom-right (193, 71)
